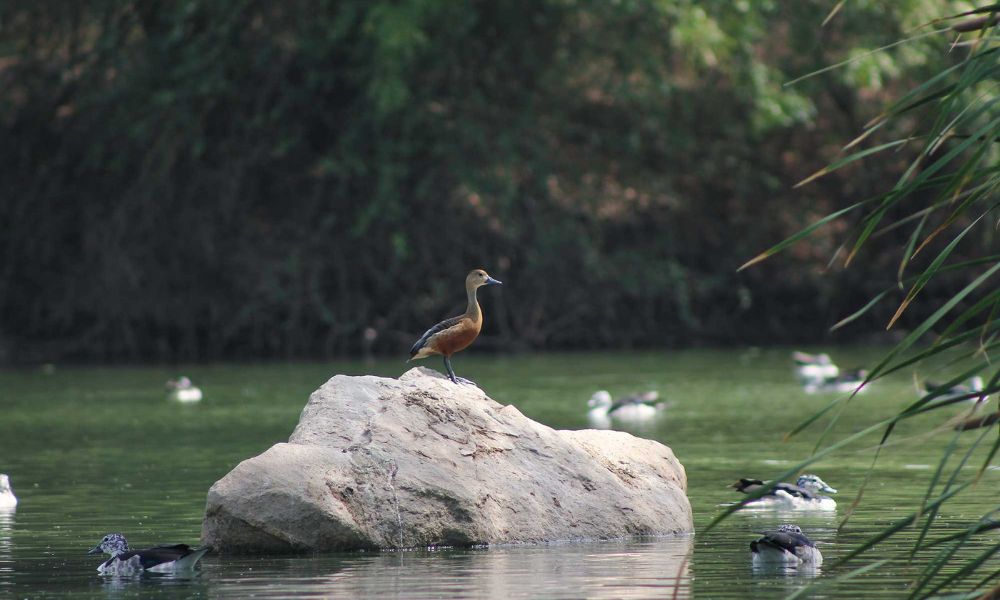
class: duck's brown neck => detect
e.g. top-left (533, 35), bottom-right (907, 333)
top-left (465, 284), bottom-right (481, 323)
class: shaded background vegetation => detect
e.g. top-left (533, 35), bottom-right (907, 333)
top-left (0, 0), bottom-right (991, 363)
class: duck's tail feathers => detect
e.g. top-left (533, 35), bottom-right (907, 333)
top-left (174, 546), bottom-right (211, 570)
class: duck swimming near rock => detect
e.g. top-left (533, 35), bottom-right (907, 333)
top-left (0, 475), bottom-right (16, 509)
top-left (751, 524), bottom-right (823, 566)
top-left (89, 533), bottom-right (211, 574)
top-left (792, 351), bottom-right (839, 385)
top-left (587, 390), bottom-right (665, 428)
top-left (165, 376), bottom-right (202, 403)
top-left (803, 368), bottom-right (869, 395)
top-left (409, 269), bottom-right (502, 385)
top-left (732, 474), bottom-right (838, 510)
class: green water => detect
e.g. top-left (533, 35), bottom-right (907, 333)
top-left (1, 348), bottom-right (997, 598)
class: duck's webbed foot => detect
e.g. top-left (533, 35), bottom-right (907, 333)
top-left (455, 376), bottom-right (477, 386)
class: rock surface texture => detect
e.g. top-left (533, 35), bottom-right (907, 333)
top-left (202, 368), bottom-right (692, 552)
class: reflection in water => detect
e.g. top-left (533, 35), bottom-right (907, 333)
top-left (0, 508), bottom-right (12, 585)
top-left (719, 501), bottom-right (845, 519)
top-left (211, 536), bottom-right (693, 599)
top-left (98, 570), bottom-right (210, 600)
top-left (751, 560), bottom-right (821, 578)
top-left (748, 560), bottom-right (822, 599)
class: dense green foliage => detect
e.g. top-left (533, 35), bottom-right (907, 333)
top-left (0, 0), bottom-right (987, 362)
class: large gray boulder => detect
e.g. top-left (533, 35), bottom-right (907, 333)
top-left (202, 367), bottom-right (692, 552)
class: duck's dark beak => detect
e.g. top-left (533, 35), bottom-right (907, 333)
top-left (88, 544), bottom-right (103, 555)
top-left (485, 277), bottom-right (503, 286)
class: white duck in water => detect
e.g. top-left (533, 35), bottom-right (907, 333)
top-left (0, 475), bottom-right (16, 509)
top-left (89, 533), bottom-right (211, 574)
top-left (165, 376), bottom-right (202, 403)
top-left (751, 524), bottom-right (823, 566)
top-left (803, 369), bottom-right (870, 395)
top-left (792, 351), bottom-right (839, 385)
top-left (732, 474), bottom-right (838, 510)
top-left (587, 390), bottom-right (664, 428)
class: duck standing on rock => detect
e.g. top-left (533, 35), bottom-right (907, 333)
top-left (409, 269), bottom-right (502, 384)
top-left (89, 533), bottom-right (211, 574)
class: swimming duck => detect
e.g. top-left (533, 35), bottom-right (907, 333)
top-left (0, 475), bottom-right (16, 509)
top-left (803, 368), bottom-right (869, 394)
top-left (732, 474), bottom-right (838, 510)
top-left (89, 533), bottom-right (211, 574)
top-left (165, 376), bottom-right (202, 403)
top-left (409, 269), bottom-right (502, 384)
top-left (751, 524), bottom-right (823, 566)
top-left (792, 351), bottom-right (839, 384)
top-left (923, 376), bottom-right (987, 403)
top-left (587, 390), bottom-right (663, 427)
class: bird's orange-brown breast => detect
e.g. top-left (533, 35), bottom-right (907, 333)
top-left (427, 317), bottom-right (481, 357)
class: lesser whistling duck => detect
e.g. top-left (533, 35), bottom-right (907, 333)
top-left (409, 269), bottom-right (502, 384)
top-left (0, 475), bottom-right (16, 509)
top-left (750, 524), bottom-right (823, 566)
top-left (792, 351), bottom-right (839, 384)
top-left (165, 376), bottom-right (203, 403)
top-left (732, 474), bottom-right (838, 510)
top-left (89, 533), bottom-right (211, 574)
